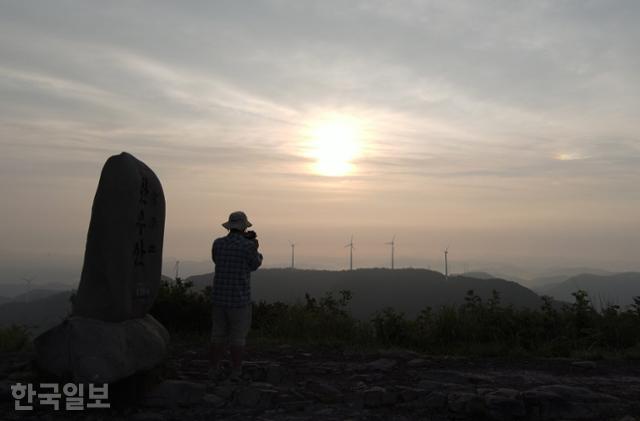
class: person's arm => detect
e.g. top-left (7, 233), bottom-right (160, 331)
top-left (247, 243), bottom-right (263, 271)
top-left (212, 240), bottom-right (217, 264)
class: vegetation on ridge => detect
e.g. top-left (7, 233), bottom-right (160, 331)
top-left (0, 325), bottom-right (31, 352)
top-left (149, 278), bottom-right (640, 358)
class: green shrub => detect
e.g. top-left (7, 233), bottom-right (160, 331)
top-left (150, 278), bottom-right (212, 333)
top-left (251, 290), bottom-right (372, 345)
top-left (365, 288), bottom-right (640, 357)
top-left (372, 307), bottom-right (412, 347)
top-left (0, 325), bottom-right (31, 352)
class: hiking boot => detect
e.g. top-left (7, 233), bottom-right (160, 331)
top-left (207, 366), bottom-right (227, 382)
top-left (228, 368), bottom-right (243, 383)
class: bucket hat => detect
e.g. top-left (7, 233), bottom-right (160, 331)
top-left (222, 211), bottom-right (252, 230)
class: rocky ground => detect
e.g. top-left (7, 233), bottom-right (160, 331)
top-left (2, 341), bottom-right (640, 420)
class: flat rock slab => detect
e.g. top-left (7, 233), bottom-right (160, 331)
top-left (142, 380), bottom-right (205, 408)
top-left (364, 358), bottom-right (397, 371)
top-left (7, 344), bottom-right (640, 420)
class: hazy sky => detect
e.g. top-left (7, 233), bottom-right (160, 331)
top-left (1, 1), bottom-right (639, 275)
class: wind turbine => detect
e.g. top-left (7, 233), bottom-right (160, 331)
top-left (174, 260), bottom-right (180, 281)
top-left (444, 246), bottom-right (450, 278)
top-left (289, 241), bottom-right (296, 269)
top-left (21, 277), bottom-right (34, 303)
top-left (385, 235), bottom-right (396, 269)
top-left (345, 235), bottom-right (354, 271)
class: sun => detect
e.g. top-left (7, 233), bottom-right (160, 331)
top-left (305, 115), bottom-right (363, 177)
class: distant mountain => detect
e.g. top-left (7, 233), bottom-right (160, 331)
top-left (0, 268), bottom-right (552, 329)
top-left (0, 290), bottom-right (74, 334)
top-left (0, 256), bottom-right (81, 286)
top-left (187, 268), bottom-right (544, 319)
top-left (466, 264), bottom-right (536, 286)
top-left (465, 270), bottom-right (531, 288)
top-left (537, 267), bottom-right (614, 278)
top-left (527, 267), bottom-right (614, 289)
top-left (530, 275), bottom-right (574, 291)
top-left (162, 259), bottom-right (213, 280)
top-left (185, 273), bottom-right (211, 290)
top-left (538, 272), bottom-right (640, 308)
top-left (0, 283), bottom-right (32, 298)
top-left (11, 289), bottom-right (62, 303)
top-left (461, 271), bottom-right (495, 280)
top-left (0, 282), bottom-right (73, 299)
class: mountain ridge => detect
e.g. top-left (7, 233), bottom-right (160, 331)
top-left (535, 272), bottom-right (640, 308)
top-left (185, 268), bottom-right (545, 319)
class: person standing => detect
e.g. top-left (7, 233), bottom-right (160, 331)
top-left (209, 211), bottom-right (263, 381)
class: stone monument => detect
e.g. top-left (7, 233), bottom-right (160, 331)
top-left (73, 151), bottom-right (165, 321)
top-left (34, 152), bottom-right (170, 383)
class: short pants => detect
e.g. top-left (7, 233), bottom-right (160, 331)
top-left (210, 304), bottom-right (252, 346)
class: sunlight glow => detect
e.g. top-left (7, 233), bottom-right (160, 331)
top-left (305, 115), bottom-right (363, 177)
top-left (555, 152), bottom-right (586, 161)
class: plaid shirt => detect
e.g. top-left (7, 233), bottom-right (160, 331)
top-left (211, 232), bottom-right (263, 308)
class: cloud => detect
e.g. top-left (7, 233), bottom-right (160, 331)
top-left (1, 1), bottom-right (639, 266)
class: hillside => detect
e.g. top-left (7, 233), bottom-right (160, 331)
top-left (527, 267), bottom-right (614, 289)
top-left (186, 268), bottom-right (544, 319)
top-left (537, 272), bottom-right (640, 308)
top-left (536, 267), bottom-right (613, 278)
top-left (0, 282), bottom-right (34, 298)
top-left (10, 288), bottom-right (63, 303)
top-left (0, 281), bottom-right (72, 299)
top-left (0, 269), bottom-right (550, 330)
top-left (0, 290), bottom-right (73, 333)
top-left (459, 271), bottom-right (495, 280)
top-left (530, 275), bottom-right (575, 290)
top-left (0, 268), bottom-right (552, 331)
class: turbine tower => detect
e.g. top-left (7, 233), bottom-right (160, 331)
top-left (444, 246), bottom-right (449, 278)
top-left (289, 241), bottom-right (296, 269)
top-left (345, 235), bottom-right (354, 271)
top-left (21, 277), bottom-right (33, 304)
top-left (385, 235), bottom-right (396, 269)
top-left (174, 260), bottom-right (180, 281)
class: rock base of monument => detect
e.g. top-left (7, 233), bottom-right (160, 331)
top-left (34, 314), bottom-right (170, 384)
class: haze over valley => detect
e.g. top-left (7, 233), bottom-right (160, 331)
top-left (2, 267), bottom-right (639, 334)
